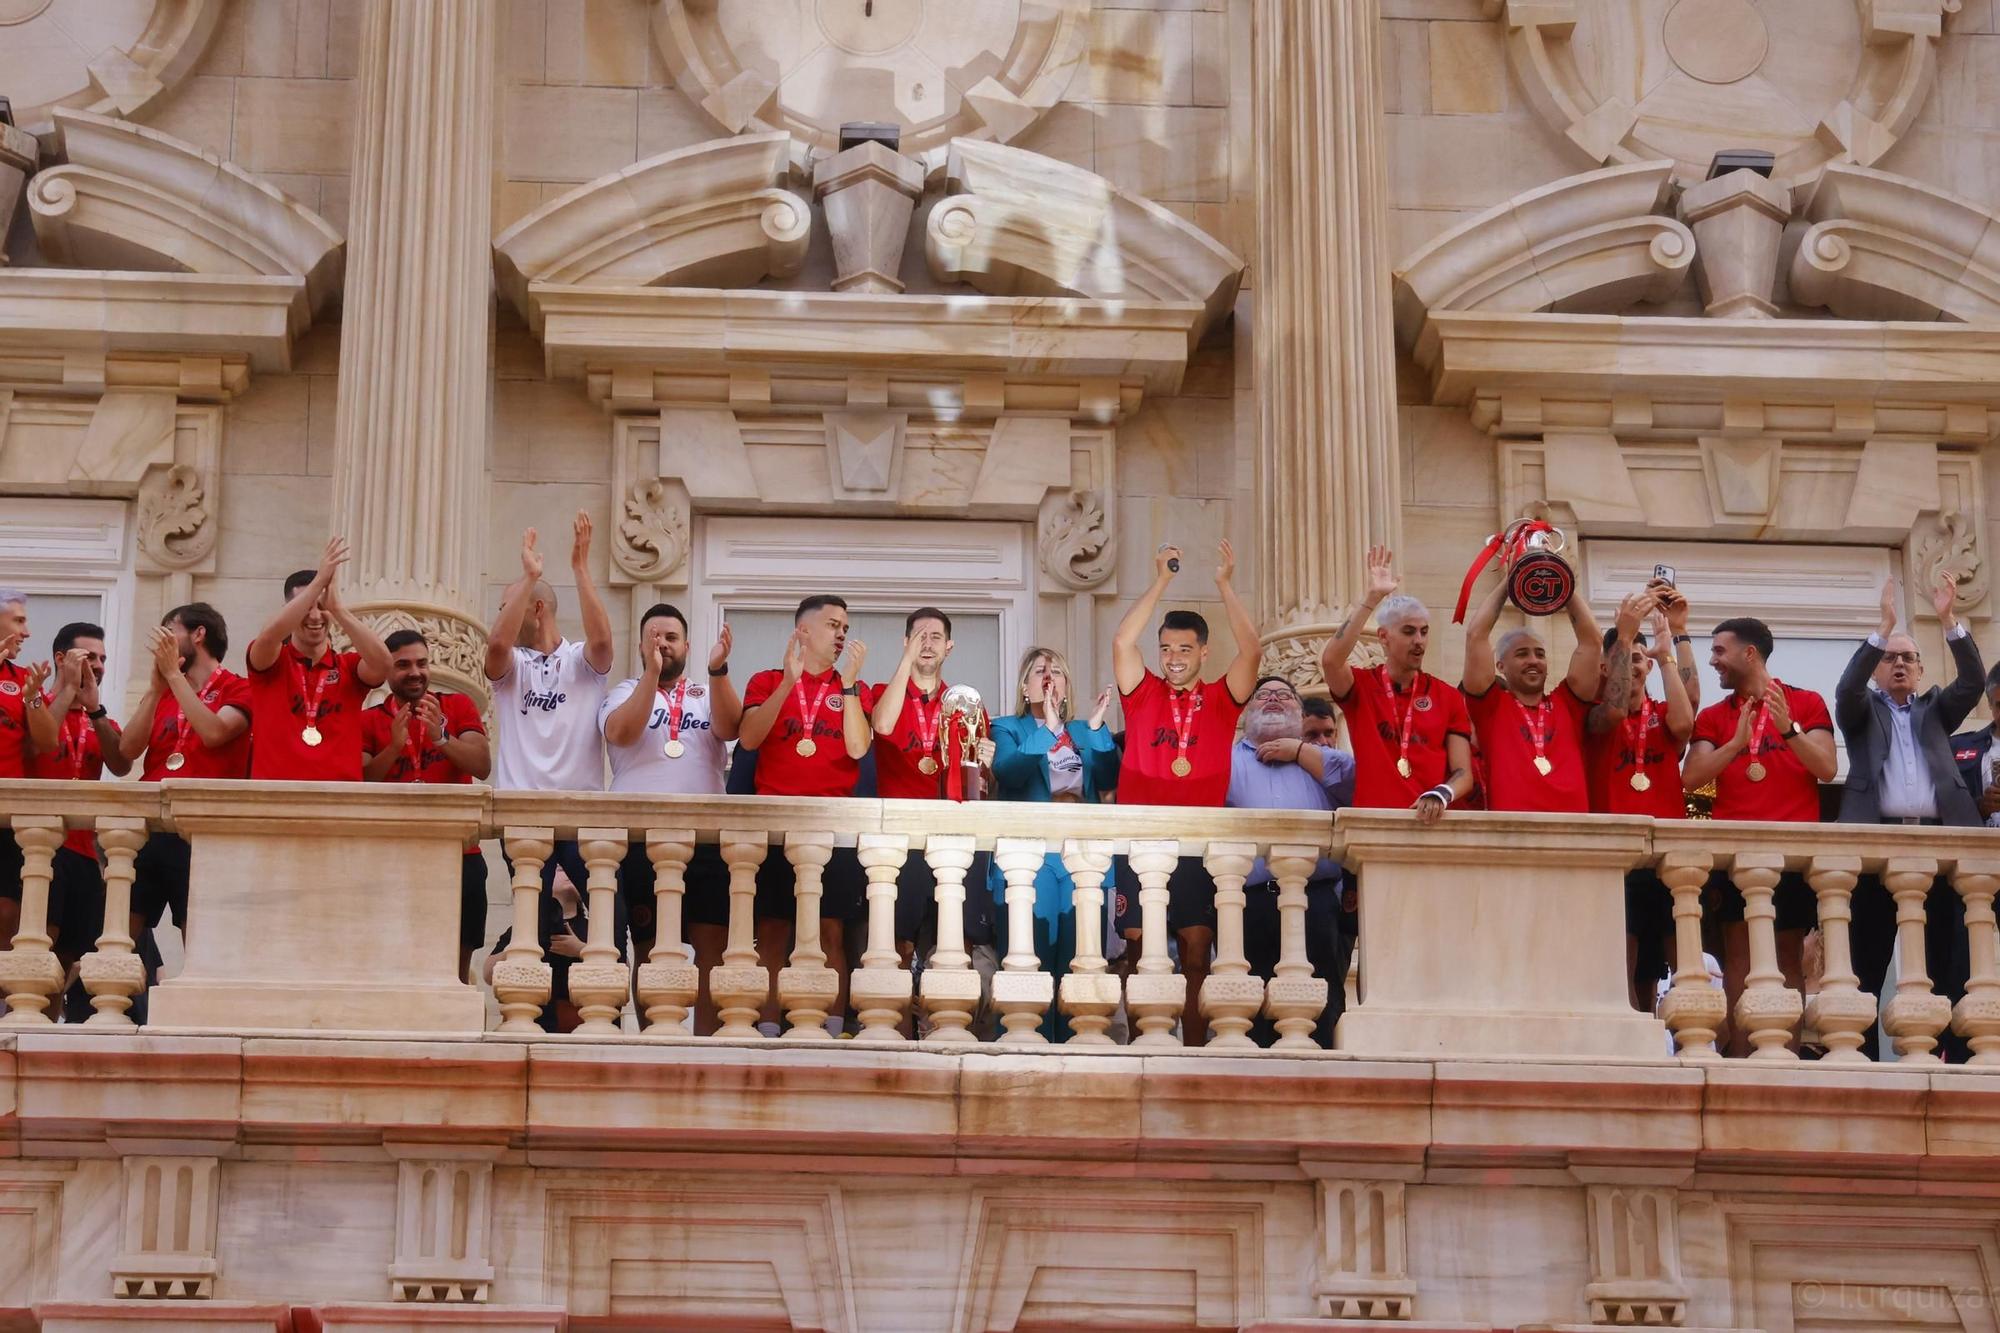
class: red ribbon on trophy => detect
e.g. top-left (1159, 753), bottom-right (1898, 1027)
top-left (1451, 518), bottom-right (1575, 623)
top-left (939, 684), bottom-right (988, 801)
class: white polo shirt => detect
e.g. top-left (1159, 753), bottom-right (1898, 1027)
top-left (491, 639), bottom-right (608, 792)
top-left (598, 674), bottom-right (727, 795)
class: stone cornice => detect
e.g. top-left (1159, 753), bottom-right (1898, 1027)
top-left (527, 283), bottom-right (1207, 402)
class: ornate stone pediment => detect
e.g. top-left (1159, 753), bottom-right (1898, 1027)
top-left (0, 0), bottom-right (221, 138)
top-left (1791, 163), bottom-right (2000, 323)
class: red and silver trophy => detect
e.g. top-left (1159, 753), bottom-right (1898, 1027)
top-left (939, 684), bottom-right (988, 801)
top-left (1452, 518), bottom-right (1575, 622)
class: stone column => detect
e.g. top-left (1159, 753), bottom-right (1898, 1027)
top-left (328, 0), bottom-right (495, 700)
top-left (1251, 0), bottom-right (1402, 689)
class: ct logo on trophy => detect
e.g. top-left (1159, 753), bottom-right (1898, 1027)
top-left (1452, 518), bottom-right (1575, 622)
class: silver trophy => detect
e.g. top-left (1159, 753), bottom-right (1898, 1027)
top-left (940, 684), bottom-right (988, 801)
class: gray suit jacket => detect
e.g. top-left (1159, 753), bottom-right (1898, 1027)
top-left (1834, 631), bottom-right (1985, 827)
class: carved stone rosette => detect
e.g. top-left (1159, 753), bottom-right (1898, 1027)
top-left (135, 462), bottom-right (217, 571)
top-left (1037, 488), bottom-right (1115, 592)
top-left (611, 477), bottom-right (692, 588)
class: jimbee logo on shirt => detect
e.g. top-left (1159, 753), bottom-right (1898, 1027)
top-left (521, 689), bottom-right (568, 712)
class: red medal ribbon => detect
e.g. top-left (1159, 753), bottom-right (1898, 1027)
top-left (658, 677), bottom-right (689, 747)
top-left (1380, 667), bottom-right (1426, 776)
top-left (1167, 685), bottom-right (1203, 767)
top-left (403, 693), bottom-right (434, 767)
top-left (1452, 518), bottom-right (1559, 623)
top-left (159, 677), bottom-right (220, 766)
top-left (792, 673), bottom-right (835, 742)
top-left (60, 709), bottom-right (88, 778)
top-left (1516, 693), bottom-right (1555, 771)
top-left (910, 682), bottom-right (943, 756)
top-left (1621, 698), bottom-right (1656, 767)
top-left (1746, 693), bottom-right (1772, 759)
top-left (289, 651), bottom-right (334, 731)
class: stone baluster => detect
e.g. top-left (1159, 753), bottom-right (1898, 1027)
top-left (711, 831), bottom-right (772, 1039)
top-left (568, 830), bottom-right (632, 1035)
top-left (1881, 857), bottom-right (1952, 1064)
top-left (1125, 840), bottom-right (1187, 1047)
top-left (1059, 840), bottom-right (1119, 1045)
top-left (919, 835), bottom-right (980, 1042)
top-left (79, 818), bottom-right (150, 1026)
top-left (1199, 842), bottom-right (1262, 1049)
top-left (1262, 845), bottom-right (1328, 1051)
top-left (778, 832), bottom-right (837, 1040)
top-left (492, 829), bottom-right (554, 1034)
top-left (851, 833), bottom-right (914, 1041)
top-left (1803, 856), bottom-right (1876, 1062)
top-left (1729, 852), bottom-right (1802, 1059)
top-left (1657, 852), bottom-right (1724, 1058)
top-left (1951, 859), bottom-right (2000, 1065)
top-left (0, 819), bottom-right (65, 1026)
top-left (635, 829), bottom-right (697, 1034)
top-left (992, 838), bottom-right (1054, 1044)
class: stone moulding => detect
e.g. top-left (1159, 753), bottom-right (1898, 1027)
top-left (4, 0), bottom-right (222, 138)
top-left (492, 131), bottom-right (811, 330)
top-left (928, 137), bottom-right (1246, 348)
top-left (28, 108), bottom-right (344, 333)
top-left (1392, 161), bottom-right (1695, 349)
top-left (0, 270), bottom-right (295, 382)
top-left (1790, 162), bottom-right (2000, 323)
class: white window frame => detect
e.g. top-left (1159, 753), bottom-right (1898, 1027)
top-left (0, 497), bottom-right (136, 709)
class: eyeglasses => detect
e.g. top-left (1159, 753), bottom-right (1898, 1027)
top-left (1251, 687), bottom-right (1298, 703)
top-left (1882, 652), bottom-right (1921, 665)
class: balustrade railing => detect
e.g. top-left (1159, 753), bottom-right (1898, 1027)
top-left (3, 779), bottom-right (1999, 1065)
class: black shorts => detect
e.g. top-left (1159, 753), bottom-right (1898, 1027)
top-left (895, 848), bottom-right (997, 947)
top-left (616, 841), bottom-right (731, 936)
top-left (1112, 854), bottom-right (1217, 938)
top-left (1624, 868), bottom-right (1674, 941)
top-left (50, 846), bottom-right (106, 956)
top-left (460, 853), bottom-right (490, 952)
top-left (133, 832), bottom-right (192, 930)
top-left (754, 844), bottom-right (867, 924)
top-left (1705, 868), bottom-right (1816, 932)
top-left (0, 828), bottom-right (21, 902)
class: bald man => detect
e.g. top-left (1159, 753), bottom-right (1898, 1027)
top-left (1460, 557), bottom-right (1604, 812)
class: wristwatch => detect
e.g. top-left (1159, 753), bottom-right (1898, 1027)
top-left (709, 662), bottom-right (729, 677)
top-left (842, 684), bottom-right (860, 697)
top-left (1782, 722), bottom-right (1800, 740)
top-left (85, 705), bottom-right (108, 720)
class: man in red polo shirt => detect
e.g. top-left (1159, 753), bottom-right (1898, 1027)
top-left (1110, 539), bottom-right (1260, 1046)
top-left (119, 603), bottom-right (252, 941)
top-left (1321, 546), bottom-right (1475, 820)
top-left (739, 594), bottom-right (873, 1035)
top-left (361, 629), bottom-right (491, 982)
top-left (1682, 616), bottom-right (1836, 1056)
top-left (1585, 590), bottom-right (1697, 1009)
top-left (0, 588), bottom-right (50, 949)
top-left (1460, 556), bottom-right (1605, 813)
top-left (244, 536), bottom-right (392, 782)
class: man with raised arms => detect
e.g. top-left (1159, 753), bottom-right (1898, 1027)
top-left (1459, 552), bottom-right (1605, 812)
top-left (245, 537), bottom-right (393, 781)
top-left (1109, 539), bottom-right (1261, 1047)
top-left (1319, 546), bottom-right (1474, 822)
top-left (599, 602), bottom-right (739, 1033)
top-left (737, 595), bottom-right (872, 1037)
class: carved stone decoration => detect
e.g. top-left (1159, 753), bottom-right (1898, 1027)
top-left (0, 0), bottom-right (221, 136)
top-left (1258, 621), bottom-right (1384, 701)
top-left (388, 1154), bottom-right (496, 1303)
top-left (1313, 1178), bottom-right (1415, 1320)
top-left (1678, 166), bottom-right (1792, 319)
top-left (1913, 510), bottom-right (1988, 615)
top-left (134, 463), bottom-right (214, 571)
top-left (112, 1156), bottom-right (220, 1299)
top-left (31, 108), bottom-right (346, 326)
top-left (1583, 1185), bottom-right (1688, 1326)
top-left (1498, 0), bottom-right (1950, 186)
top-left (612, 477), bottom-right (692, 587)
top-left (1790, 163), bottom-right (2000, 323)
top-left (651, 0), bottom-right (1092, 170)
top-left (813, 140), bottom-right (926, 293)
top-left (348, 605), bottom-right (494, 712)
top-left (826, 409), bottom-right (908, 499)
top-left (1036, 489), bottom-right (1115, 592)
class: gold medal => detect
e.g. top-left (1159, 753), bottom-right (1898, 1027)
top-left (1746, 761), bottom-right (1767, 782)
top-left (1630, 771), bottom-right (1651, 792)
top-left (797, 737), bottom-right (817, 758)
top-left (1395, 757), bottom-right (1413, 779)
top-left (1171, 756), bottom-right (1193, 778)
top-left (164, 751), bottom-right (187, 772)
top-left (302, 725), bottom-right (323, 747)
top-left (918, 756), bottom-right (939, 775)
top-left (1533, 755), bottom-right (1553, 776)
top-left (663, 738), bottom-right (685, 759)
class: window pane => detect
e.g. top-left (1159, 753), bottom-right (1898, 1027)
top-left (13, 591), bottom-right (106, 672)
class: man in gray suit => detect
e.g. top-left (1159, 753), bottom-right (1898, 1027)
top-left (1836, 574), bottom-right (1985, 1060)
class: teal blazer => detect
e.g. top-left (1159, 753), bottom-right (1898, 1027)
top-left (990, 714), bottom-right (1120, 804)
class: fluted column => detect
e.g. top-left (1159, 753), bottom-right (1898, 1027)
top-left (1252, 0), bottom-right (1401, 689)
top-left (329, 0), bottom-right (495, 701)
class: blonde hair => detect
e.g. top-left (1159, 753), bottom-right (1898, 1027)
top-left (1016, 646), bottom-right (1074, 723)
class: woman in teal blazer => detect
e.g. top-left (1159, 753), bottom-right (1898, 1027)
top-left (989, 647), bottom-right (1120, 1040)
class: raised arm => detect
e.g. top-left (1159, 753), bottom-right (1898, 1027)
top-left (706, 623), bottom-right (741, 743)
top-left (1586, 592), bottom-right (1652, 734)
top-left (839, 636), bottom-right (871, 760)
top-left (736, 631), bottom-right (803, 751)
top-left (486, 529), bottom-right (541, 683)
top-left (248, 536), bottom-right (347, 673)
top-left (1322, 546), bottom-right (1399, 701)
top-left (1563, 592), bottom-right (1605, 702)
top-left (1656, 581), bottom-right (1701, 713)
top-left (1934, 572), bottom-right (1985, 731)
top-left (75, 664), bottom-right (130, 777)
top-left (1215, 540), bottom-right (1260, 705)
top-left (323, 578), bottom-right (391, 689)
top-left (871, 634), bottom-right (920, 735)
top-left (1651, 613), bottom-right (1695, 742)
top-left (571, 512), bottom-right (614, 676)
top-left (1459, 572), bottom-right (1509, 697)
top-left (1837, 577), bottom-right (1897, 732)
top-left (1113, 545), bottom-right (1179, 695)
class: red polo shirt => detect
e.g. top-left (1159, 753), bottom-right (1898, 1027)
top-left (30, 705), bottom-right (115, 856)
top-left (1334, 666), bottom-right (1473, 809)
top-left (360, 693), bottom-right (485, 785)
top-left (140, 668), bottom-right (252, 782)
top-left (0, 660), bottom-right (30, 779)
top-left (744, 666), bottom-right (876, 798)
top-left (874, 679), bottom-right (992, 801)
top-left (1117, 672), bottom-right (1244, 808)
top-left (1465, 681), bottom-right (1591, 814)
top-left (248, 642), bottom-right (372, 782)
top-left (1693, 683), bottom-right (1832, 823)
top-left (1584, 699), bottom-right (1686, 819)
